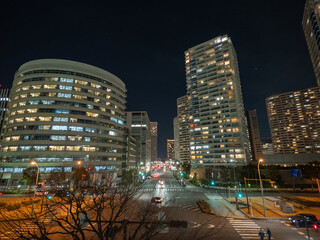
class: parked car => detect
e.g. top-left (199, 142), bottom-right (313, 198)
top-left (289, 214), bottom-right (319, 227)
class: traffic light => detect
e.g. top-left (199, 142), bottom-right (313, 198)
top-left (237, 193), bottom-right (243, 198)
top-left (48, 195), bottom-right (52, 200)
top-left (140, 172), bottom-right (145, 176)
top-left (210, 180), bottom-right (215, 186)
top-left (180, 172), bottom-right (184, 177)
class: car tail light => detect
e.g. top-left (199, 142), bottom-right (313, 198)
top-left (313, 224), bottom-right (318, 231)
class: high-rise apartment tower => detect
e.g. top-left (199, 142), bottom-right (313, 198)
top-left (185, 35), bottom-right (250, 167)
top-left (266, 87), bottom-right (320, 154)
top-left (303, 0), bottom-right (320, 86)
top-left (150, 122), bottom-right (158, 163)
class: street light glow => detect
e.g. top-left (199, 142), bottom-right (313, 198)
top-left (259, 159), bottom-right (263, 163)
top-left (31, 161), bottom-right (36, 165)
top-left (77, 161), bottom-right (82, 165)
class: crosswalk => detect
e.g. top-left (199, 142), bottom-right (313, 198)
top-left (227, 218), bottom-right (272, 240)
top-left (0, 218), bottom-right (53, 239)
top-left (179, 203), bottom-right (201, 213)
top-left (138, 188), bottom-right (205, 192)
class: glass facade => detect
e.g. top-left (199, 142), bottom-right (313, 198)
top-left (0, 59), bottom-right (126, 172)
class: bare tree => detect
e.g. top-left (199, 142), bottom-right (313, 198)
top-left (0, 177), bottom-right (225, 240)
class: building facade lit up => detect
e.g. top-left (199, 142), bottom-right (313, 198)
top-left (126, 111), bottom-right (151, 171)
top-left (266, 87), bottom-right (320, 154)
top-left (185, 35), bottom-right (250, 168)
top-left (167, 139), bottom-right (175, 160)
top-left (150, 122), bottom-right (158, 163)
top-left (303, 0), bottom-right (320, 86)
top-left (0, 59), bottom-right (126, 185)
top-left (176, 95), bottom-right (190, 165)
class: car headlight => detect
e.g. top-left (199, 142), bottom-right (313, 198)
top-left (293, 220), bottom-right (296, 222)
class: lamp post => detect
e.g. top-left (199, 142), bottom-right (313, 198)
top-left (258, 159), bottom-right (266, 217)
top-left (31, 161), bottom-right (40, 216)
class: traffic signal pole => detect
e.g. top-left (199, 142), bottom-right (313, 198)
top-left (244, 177), bottom-right (250, 214)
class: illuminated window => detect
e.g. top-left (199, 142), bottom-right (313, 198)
top-left (87, 112), bottom-right (98, 117)
top-left (9, 146), bottom-right (18, 151)
top-left (26, 109), bottom-right (38, 113)
top-left (53, 117), bottom-right (69, 122)
top-left (66, 146), bottom-right (80, 151)
top-left (70, 118), bottom-right (77, 123)
top-left (83, 146), bottom-right (95, 151)
top-left (57, 93), bottom-right (71, 98)
top-left (32, 85), bottom-right (42, 89)
top-left (39, 116), bottom-right (52, 121)
top-left (59, 85), bottom-right (72, 90)
top-left (49, 146), bottom-right (65, 151)
top-left (50, 135), bottom-right (66, 141)
top-left (49, 92), bottom-right (57, 97)
top-left (69, 126), bottom-right (83, 132)
top-left (15, 118), bottom-right (24, 122)
top-left (75, 80), bottom-right (88, 85)
top-left (60, 78), bottom-right (74, 83)
top-left (34, 146), bottom-right (48, 151)
top-left (20, 94), bottom-right (28, 98)
top-left (109, 131), bottom-right (117, 136)
top-left (52, 125), bottom-right (68, 131)
top-left (25, 117), bottom-right (36, 121)
top-left (17, 110), bottom-right (25, 114)
top-left (43, 85), bottom-right (57, 89)
top-left (30, 93), bottom-right (40, 97)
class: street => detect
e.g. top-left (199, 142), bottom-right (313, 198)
top-left (137, 169), bottom-right (320, 240)
top-left (1, 169), bottom-right (320, 239)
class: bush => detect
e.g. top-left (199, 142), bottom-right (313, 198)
top-left (0, 202), bottom-right (7, 208)
top-left (197, 200), bottom-right (214, 214)
top-left (6, 203), bottom-right (21, 211)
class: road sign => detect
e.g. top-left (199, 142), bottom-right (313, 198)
top-left (290, 169), bottom-right (301, 177)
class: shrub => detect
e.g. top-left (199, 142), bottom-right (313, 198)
top-left (197, 200), bottom-right (214, 214)
top-left (0, 202), bottom-right (7, 208)
top-left (7, 203), bottom-right (21, 211)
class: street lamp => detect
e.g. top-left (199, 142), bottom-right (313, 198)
top-left (77, 161), bottom-right (82, 166)
top-left (258, 159), bottom-right (266, 217)
top-left (31, 161), bottom-right (40, 216)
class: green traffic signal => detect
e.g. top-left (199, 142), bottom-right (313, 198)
top-left (180, 172), bottom-right (184, 177)
top-left (140, 172), bottom-right (145, 176)
top-left (210, 181), bottom-right (215, 186)
top-left (48, 195), bottom-right (52, 200)
top-left (237, 193), bottom-right (243, 198)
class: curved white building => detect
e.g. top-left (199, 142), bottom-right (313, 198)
top-left (0, 59), bottom-right (126, 185)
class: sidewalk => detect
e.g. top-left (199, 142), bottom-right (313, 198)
top-left (206, 197), bottom-right (247, 218)
top-left (230, 196), bottom-right (320, 220)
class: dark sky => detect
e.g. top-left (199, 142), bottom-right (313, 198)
top-left (0, 1), bottom-right (316, 157)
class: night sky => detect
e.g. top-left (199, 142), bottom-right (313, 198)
top-left (0, 1), bottom-right (316, 157)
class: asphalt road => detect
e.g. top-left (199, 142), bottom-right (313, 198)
top-left (138, 169), bottom-right (320, 240)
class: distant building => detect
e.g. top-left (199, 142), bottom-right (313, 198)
top-left (167, 139), bottom-right (175, 160)
top-left (176, 95), bottom-right (190, 165)
top-left (185, 35), bottom-right (250, 168)
top-left (260, 138), bottom-right (274, 155)
top-left (0, 89), bottom-right (10, 141)
top-left (246, 110), bottom-right (262, 161)
top-left (302, 0), bottom-right (320, 86)
top-left (123, 126), bottom-right (137, 170)
top-left (266, 87), bottom-right (320, 154)
top-left (126, 111), bottom-right (151, 171)
top-left (150, 122), bottom-right (158, 163)
top-left (173, 117), bottom-right (180, 161)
